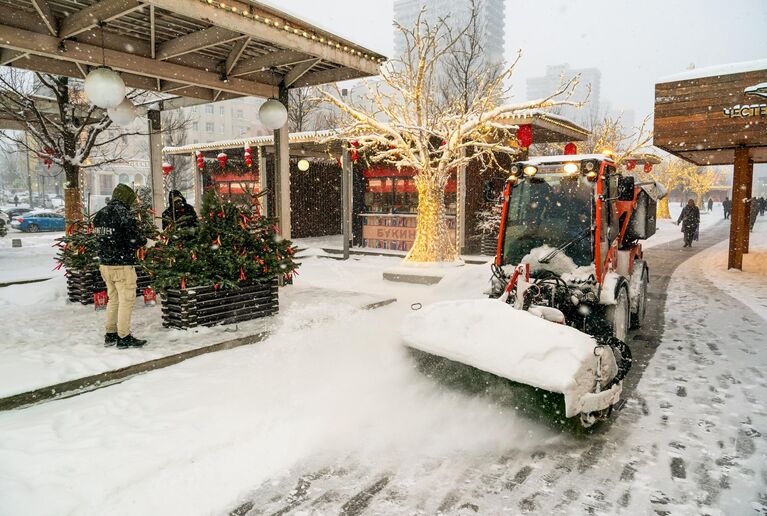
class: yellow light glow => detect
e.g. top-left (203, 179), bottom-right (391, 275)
top-left (523, 165), bottom-right (538, 177)
top-left (297, 159), bottom-right (310, 171)
top-left (563, 162), bottom-right (579, 174)
top-left (586, 170), bottom-right (598, 181)
top-left (601, 148), bottom-right (615, 156)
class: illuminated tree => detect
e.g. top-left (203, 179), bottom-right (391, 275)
top-left (581, 113), bottom-right (653, 166)
top-left (687, 167), bottom-right (721, 208)
top-left (652, 157), bottom-right (697, 219)
top-left (322, 10), bottom-right (578, 262)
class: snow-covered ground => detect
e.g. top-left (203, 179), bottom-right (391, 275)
top-left (0, 205), bottom-right (763, 516)
top-left (0, 230), bottom-right (63, 284)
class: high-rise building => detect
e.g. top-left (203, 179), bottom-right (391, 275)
top-left (526, 64), bottom-right (602, 126)
top-left (393, 0), bottom-right (505, 68)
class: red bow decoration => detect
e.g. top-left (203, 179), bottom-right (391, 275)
top-left (626, 160), bottom-right (637, 171)
top-left (643, 162), bottom-right (653, 173)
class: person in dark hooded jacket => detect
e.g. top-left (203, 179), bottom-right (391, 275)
top-left (161, 190), bottom-right (198, 230)
top-left (93, 184), bottom-right (148, 349)
top-left (677, 198), bottom-right (700, 248)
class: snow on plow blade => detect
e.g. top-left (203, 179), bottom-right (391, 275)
top-left (401, 299), bottom-right (622, 420)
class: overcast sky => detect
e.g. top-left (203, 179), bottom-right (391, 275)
top-left (282, 0), bottom-right (767, 121)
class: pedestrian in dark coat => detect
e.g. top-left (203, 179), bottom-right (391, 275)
top-left (161, 190), bottom-right (198, 230)
top-left (707, 198), bottom-right (714, 213)
top-left (722, 197), bottom-right (731, 219)
top-left (677, 199), bottom-right (700, 248)
top-left (94, 184), bottom-right (148, 349)
top-left (750, 197), bottom-right (759, 231)
top-left (760, 196), bottom-right (766, 217)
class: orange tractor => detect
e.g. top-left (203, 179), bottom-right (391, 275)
top-left (402, 153), bottom-right (666, 428)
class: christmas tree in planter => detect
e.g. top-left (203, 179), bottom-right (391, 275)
top-left (55, 189), bottom-right (156, 304)
top-left (145, 189), bottom-right (298, 329)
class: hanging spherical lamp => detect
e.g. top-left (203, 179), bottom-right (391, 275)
top-left (297, 159), bottom-right (310, 171)
top-left (258, 98), bottom-right (288, 130)
top-left (84, 66), bottom-right (126, 109)
top-left (107, 97), bottom-right (137, 126)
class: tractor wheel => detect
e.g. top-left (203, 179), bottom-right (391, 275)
top-left (630, 266), bottom-right (648, 329)
top-left (27, 223), bottom-right (39, 233)
top-left (606, 284), bottom-right (630, 342)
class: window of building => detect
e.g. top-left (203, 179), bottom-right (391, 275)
top-left (99, 174), bottom-right (113, 194)
top-left (219, 106), bottom-right (225, 115)
top-left (134, 174), bottom-right (144, 186)
top-left (205, 105), bottom-right (213, 114)
top-left (192, 122), bottom-right (198, 131)
top-left (118, 173), bottom-right (130, 184)
top-left (219, 124), bottom-right (225, 134)
top-left (236, 110), bottom-right (243, 119)
top-left (206, 122), bottom-right (214, 132)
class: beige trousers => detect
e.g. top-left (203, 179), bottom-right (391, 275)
top-left (99, 265), bottom-right (137, 338)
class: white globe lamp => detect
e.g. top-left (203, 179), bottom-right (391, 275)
top-left (107, 98), bottom-right (137, 126)
top-left (259, 98), bottom-right (288, 130)
top-left (84, 66), bottom-right (126, 109)
top-left (297, 159), bottom-right (310, 171)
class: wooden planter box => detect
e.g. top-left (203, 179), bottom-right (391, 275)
top-left (66, 267), bottom-right (151, 305)
top-left (161, 279), bottom-right (279, 329)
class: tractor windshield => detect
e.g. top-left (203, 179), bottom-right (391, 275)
top-left (501, 173), bottom-right (594, 267)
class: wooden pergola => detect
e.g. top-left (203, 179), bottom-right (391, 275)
top-left (0, 0), bottom-right (386, 235)
top-left (654, 60), bottom-right (767, 270)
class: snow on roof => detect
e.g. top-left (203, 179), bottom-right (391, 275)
top-left (255, 0), bottom-right (388, 58)
top-left (657, 58), bottom-right (767, 83)
top-left (495, 108), bottom-right (589, 136)
top-left (163, 130), bottom-right (340, 155)
top-left (525, 154), bottom-right (613, 165)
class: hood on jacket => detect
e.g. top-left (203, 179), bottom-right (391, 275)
top-left (168, 189), bottom-right (186, 205)
top-left (112, 183), bottom-right (137, 207)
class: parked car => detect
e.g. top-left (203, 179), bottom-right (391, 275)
top-left (4, 207), bottom-right (32, 220)
top-left (10, 211), bottom-right (66, 232)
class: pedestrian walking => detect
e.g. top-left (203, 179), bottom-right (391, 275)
top-left (760, 196), bottom-right (766, 217)
top-left (93, 184), bottom-right (148, 349)
top-left (750, 197), bottom-right (759, 232)
top-left (13, 194), bottom-right (18, 206)
top-left (708, 198), bottom-right (714, 213)
top-left (723, 197), bottom-right (731, 219)
top-left (677, 199), bottom-right (700, 248)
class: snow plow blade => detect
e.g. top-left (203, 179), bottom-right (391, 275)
top-left (401, 299), bottom-right (623, 427)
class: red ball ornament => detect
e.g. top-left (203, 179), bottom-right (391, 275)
top-left (162, 162), bottom-right (174, 176)
top-left (217, 152), bottom-right (228, 169)
top-left (244, 145), bottom-right (252, 167)
top-left (516, 124), bottom-right (533, 149)
top-left (626, 160), bottom-right (637, 171)
top-left (564, 142), bottom-right (577, 155)
top-left (643, 162), bottom-right (653, 173)
top-left (196, 151), bottom-right (204, 170)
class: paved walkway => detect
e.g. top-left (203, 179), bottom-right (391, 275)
top-left (229, 221), bottom-right (767, 515)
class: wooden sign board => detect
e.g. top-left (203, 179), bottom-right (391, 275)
top-left (654, 67), bottom-right (767, 165)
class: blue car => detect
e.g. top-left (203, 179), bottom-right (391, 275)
top-left (10, 211), bottom-right (65, 232)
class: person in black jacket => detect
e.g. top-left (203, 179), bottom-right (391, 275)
top-left (722, 197), bottom-right (731, 219)
top-left (677, 199), bottom-right (700, 248)
top-left (161, 190), bottom-right (198, 230)
top-left (94, 184), bottom-right (148, 348)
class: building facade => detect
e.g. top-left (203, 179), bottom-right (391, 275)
top-left (526, 64), bottom-right (602, 126)
top-left (394, 0), bottom-right (505, 68)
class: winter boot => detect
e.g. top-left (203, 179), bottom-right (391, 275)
top-left (104, 332), bottom-right (119, 347)
top-left (117, 335), bottom-right (147, 349)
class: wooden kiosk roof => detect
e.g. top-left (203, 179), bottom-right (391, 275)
top-left (163, 111), bottom-right (591, 156)
top-left (654, 59), bottom-right (767, 166)
top-left (0, 0), bottom-right (386, 103)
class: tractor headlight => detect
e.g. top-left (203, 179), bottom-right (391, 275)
top-left (563, 162), bottom-right (579, 175)
top-left (509, 164), bottom-right (521, 176)
top-left (523, 165), bottom-right (538, 177)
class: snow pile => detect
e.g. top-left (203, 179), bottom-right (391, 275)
top-left (518, 244), bottom-right (595, 282)
top-left (401, 299), bottom-right (616, 417)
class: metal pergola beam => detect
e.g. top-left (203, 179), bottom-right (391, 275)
top-left (59, 0), bottom-right (143, 39)
top-left (140, 0), bottom-right (381, 75)
top-left (283, 58), bottom-right (320, 88)
top-left (156, 26), bottom-right (244, 61)
top-left (0, 24), bottom-right (273, 98)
